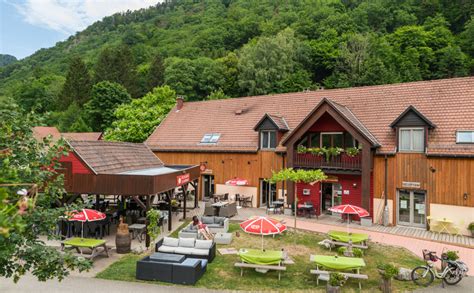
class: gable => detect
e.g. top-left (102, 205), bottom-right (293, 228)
top-left (390, 106), bottom-right (436, 129)
top-left (258, 118), bottom-right (279, 130)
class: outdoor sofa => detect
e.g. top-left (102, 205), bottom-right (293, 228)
top-left (178, 216), bottom-right (229, 239)
top-left (136, 252), bottom-right (208, 285)
top-left (155, 237), bottom-right (216, 262)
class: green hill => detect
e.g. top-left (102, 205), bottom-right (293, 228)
top-left (1, 0), bottom-right (473, 132)
top-left (0, 54), bottom-right (17, 67)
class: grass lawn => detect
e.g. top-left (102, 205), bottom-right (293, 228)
top-left (96, 223), bottom-right (428, 292)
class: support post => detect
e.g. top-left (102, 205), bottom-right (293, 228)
top-left (361, 143), bottom-right (371, 211)
top-left (95, 194), bottom-right (100, 210)
top-left (145, 195), bottom-right (151, 248)
top-left (191, 179), bottom-right (199, 209)
top-left (182, 184), bottom-right (188, 220)
top-left (167, 191), bottom-right (172, 231)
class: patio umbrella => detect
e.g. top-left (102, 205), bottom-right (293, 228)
top-left (225, 177), bottom-right (249, 186)
top-left (328, 204), bottom-right (369, 250)
top-left (240, 216), bottom-right (287, 250)
top-left (69, 209), bottom-right (106, 239)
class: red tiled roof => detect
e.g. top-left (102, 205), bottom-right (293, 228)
top-left (146, 77), bottom-right (474, 156)
top-left (62, 132), bottom-right (103, 141)
top-left (32, 126), bottom-right (61, 142)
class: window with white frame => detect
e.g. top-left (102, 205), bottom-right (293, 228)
top-left (201, 133), bottom-right (220, 143)
top-left (261, 131), bottom-right (277, 149)
top-left (456, 131), bottom-right (474, 143)
top-left (399, 128), bottom-right (424, 152)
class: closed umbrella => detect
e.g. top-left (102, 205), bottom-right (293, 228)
top-left (240, 216), bottom-right (287, 250)
top-left (69, 209), bottom-right (106, 239)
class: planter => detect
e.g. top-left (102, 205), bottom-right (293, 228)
top-left (378, 270), bottom-right (393, 293)
top-left (361, 217), bottom-right (372, 227)
top-left (116, 219), bottom-right (131, 254)
top-left (284, 208), bottom-right (293, 216)
top-left (326, 284), bottom-right (340, 293)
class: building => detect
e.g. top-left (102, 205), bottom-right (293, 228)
top-left (146, 77), bottom-right (474, 235)
top-left (32, 126), bottom-right (103, 142)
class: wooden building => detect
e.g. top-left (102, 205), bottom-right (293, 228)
top-left (146, 77), bottom-right (474, 235)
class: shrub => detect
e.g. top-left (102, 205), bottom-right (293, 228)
top-left (329, 272), bottom-right (346, 287)
top-left (377, 263), bottom-right (399, 279)
top-left (443, 250), bottom-right (459, 261)
top-left (468, 222), bottom-right (474, 231)
top-left (337, 246), bottom-right (363, 257)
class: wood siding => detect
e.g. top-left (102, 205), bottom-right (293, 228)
top-left (154, 151), bottom-right (284, 206)
top-left (373, 153), bottom-right (474, 222)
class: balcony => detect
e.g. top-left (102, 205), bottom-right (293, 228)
top-left (293, 152), bottom-right (362, 170)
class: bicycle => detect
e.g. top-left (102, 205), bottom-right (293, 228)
top-left (411, 249), bottom-right (469, 287)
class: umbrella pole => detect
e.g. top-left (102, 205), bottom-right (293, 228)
top-left (81, 222), bottom-right (84, 239)
top-left (261, 234), bottom-right (264, 251)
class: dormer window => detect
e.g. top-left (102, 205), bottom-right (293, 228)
top-left (261, 131), bottom-right (277, 149)
top-left (456, 131), bottom-right (474, 143)
top-left (399, 127), bottom-right (424, 152)
top-left (201, 133), bottom-right (220, 144)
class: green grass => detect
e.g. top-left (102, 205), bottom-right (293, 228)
top-left (97, 223), bottom-right (428, 292)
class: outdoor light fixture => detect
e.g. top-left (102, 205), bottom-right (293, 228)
top-left (464, 193), bottom-right (468, 200)
top-left (353, 183), bottom-right (357, 188)
top-left (429, 166), bottom-right (436, 173)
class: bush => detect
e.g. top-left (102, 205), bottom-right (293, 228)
top-left (377, 263), bottom-right (399, 279)
top-left (329, 272), bottom-right (346, 287)
top-left (468, 222), bottom-right (474, 231)
top-left (443, 250), bottom-right (459, 261)
top-left (336, 246), bottom-right (363, 257)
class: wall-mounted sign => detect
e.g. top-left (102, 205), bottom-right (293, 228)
top-left (176, 173), bottom-right (190, 186)
top-left (303, 189), bottom-right (310, 195)
top-left (343, 190), bottom-right (350, 195)
top-left (199, 163), bottom-right (207, 172)
top-left (402, 181), bottom-right (421, 188)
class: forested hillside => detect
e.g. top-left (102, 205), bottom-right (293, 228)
top-left (1, 0), bottom-right (473, 139)
top-left (0, 54), bottom-right (17, 67)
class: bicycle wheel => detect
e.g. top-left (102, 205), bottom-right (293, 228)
top-left (411, 266), bottom-right (434, 287)
top-left (443, 268), bottom-right (463, 285)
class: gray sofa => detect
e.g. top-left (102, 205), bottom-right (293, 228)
top-left (155, 237), bottom-right (216, 262)
top-left (178, 216), bottom-right (229, 239)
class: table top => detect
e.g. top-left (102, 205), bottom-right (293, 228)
top-left (239, 248), bottom-right (283, 265)
top-left (150, 252), bottom-right (185, 263)
top-left (63, 237), bottom-right (106, 248)
top-left (273, 200), bottom-right (284, 205)
top-left (311, 255), bottom-right (366, 270)
top-left (212, 201), bottom-right (229, 207)
top-left (129, 223), bottom-right (146, 229)
top-left (436, 218), bottom-right (453, 223)
top-left (328, 230), bottom-right (369, 244)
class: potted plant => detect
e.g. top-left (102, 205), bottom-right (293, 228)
top-left (441, 250), bottom-right (459, 270)
top-left (327, 272), bottom-right (345, 293)
top-left (468, 222), bottom-right (474, 237)
top-left (377, 263), bottom-right (399, 293)
top-left (345, 146), bottom-right (361, 157)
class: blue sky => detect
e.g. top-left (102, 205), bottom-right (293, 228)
top-left (0, 0), bottom-right (158, 60)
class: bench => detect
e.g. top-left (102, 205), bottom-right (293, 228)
top-left (234, 262), bottom-right (286, 280)
top-left (327, 240), bottom-right (368, 250)
top-left (310, 269), bottom-right (368, 290)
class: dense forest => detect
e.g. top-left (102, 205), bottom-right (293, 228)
top-left (1, 0), bottom-right (473, 140)
top-left (0, 54), bottom-right (17, 67)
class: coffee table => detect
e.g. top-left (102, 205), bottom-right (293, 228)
top-left (150, 252), bottom-right (185, 263)
top-left (214, 232), bottom-right (232, 245)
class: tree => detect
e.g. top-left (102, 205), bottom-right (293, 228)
top-left (268, 168), bottom-right (326, 229)
top-left (0, 100), bottom-right (91, 282)
top-left (60, 57), bottom-right (92, 109)
top-left (206, 89), bottom-right (229, 100)
top-left (104, 86), bottom-right (176, 142)
top-left (148, 53), bottom-right (165, 90)
top-left (85, 81), bottom-right (131, 131)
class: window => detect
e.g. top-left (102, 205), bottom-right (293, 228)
top-left (321, 132), bottom-right (343, 148)
top-left (201, 133), bottom-right (220, 143)
top-left (398, 128), bottom-right (424, 152)
top-left (456, 131), bottom-right (474, 143)
top-left (261, 131), bottom-right (277, 149)
top-left (310, 133), bottom-right (320, 147)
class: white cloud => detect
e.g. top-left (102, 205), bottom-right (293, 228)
top-left (10, 0), bottom-right (158, 34)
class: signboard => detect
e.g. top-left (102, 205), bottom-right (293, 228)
top-left (402, 181), bottom-right (421, 188)
top-left (176, 173), bottom-right (190, 186)
top-left (199, 163), bottom-right (207, 172)
top-left (343, 190), bottom-right (350, 195)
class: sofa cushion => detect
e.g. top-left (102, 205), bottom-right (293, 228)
top-left (201, 216), bottom-right (214, 224)
top-left (190, 248), bottom-right (210, 256)
top-left (181, 228), bottom-right (196, 233)
top-left (206, 224), bottom-right (221, 228)
top-left (179, 238), bottom-right (196, 248)
top-left (214, 217), bottom-right (225, 225)
top-left (163, 237), bottom-right (179, 247)
top-left (174, 247), bottom-right (194, 255)
top-left (200, 259), bottom-right (209, 269)
top-left (157, 246), bottom-right (176, 253)
top-left (174, 258), bottom-right (200, 268)
top-left (195, 239), bottom-right (213, 250)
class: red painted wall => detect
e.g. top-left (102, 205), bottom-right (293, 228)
top-left (309, 113), bottom-right (345, 132)
top-left (60, 152), bottom-right (92, 174)
top-left (296, 173), bottom-right (374, 219)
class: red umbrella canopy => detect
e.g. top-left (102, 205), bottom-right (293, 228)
top-left (328, 204), bottom-right (369, 218)
top-left (225, 177), bottom-right (249, 186)
top-left (69, 209), bottom-right (106, 222)
top-left (240, 216), bottom-right (287, 235)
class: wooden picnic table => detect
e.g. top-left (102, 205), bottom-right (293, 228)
top-left (310, 254), bottom-right (367, 289)
top-left (61, 237), bottom-right (109, 260)
top-left (328, 230), bottom-right (369, 245)
top-left (236, 249), bottom-right (286, 280)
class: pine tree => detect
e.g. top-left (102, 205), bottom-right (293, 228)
top-left (148, 53), bottom-right (165, 90)
top-left (60, 56), bottom-right (91, 109)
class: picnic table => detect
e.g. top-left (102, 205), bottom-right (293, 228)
top-left (61, 237), bottom-right (109, 260)
top-left (310, 254), bottom-right (367, 289)
top-left (236, 249), bottom-right (286, 280)
top-left (328, 230), bottom-right (369, 244)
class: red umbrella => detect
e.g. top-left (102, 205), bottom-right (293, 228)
top-left (240, 216), bottom-right (287, 250)
top-left (69, 209), bottom-right (106, 238)
top-left (328, 204), bottom-right (369, 218)
top-left (225, 177), bottom-right (249, 186)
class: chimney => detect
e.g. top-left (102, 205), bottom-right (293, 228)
top-left (176, 96), bottom-right (184, 111)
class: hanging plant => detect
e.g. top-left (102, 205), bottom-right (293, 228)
top-left (297, 145), bottom-right (307, 153)
top-left (345, 146), bottom-right (361, 157)
top-left (322, 147), bottom-right (344, 161)
top-left (146, 209), bottom-right (161, 247)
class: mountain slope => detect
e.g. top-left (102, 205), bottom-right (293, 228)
top-left (0, 54), bottom-right (17, 67)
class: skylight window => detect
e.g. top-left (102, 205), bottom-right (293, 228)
top-left (456, 131), bottom-right (474, 143)
top-left (201, 133), bottom-right (220, 143)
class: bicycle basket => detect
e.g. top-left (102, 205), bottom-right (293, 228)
top-left (422, 250), bottom-right (437, 262)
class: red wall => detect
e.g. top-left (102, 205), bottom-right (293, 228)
top-left (296, 173), bottom-right (373, 219)
top-left (60, 152), bottom-right (92, 174)
top-left (309, 113), bottom-right (345, 132)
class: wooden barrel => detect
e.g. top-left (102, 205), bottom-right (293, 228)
top-left (115, 218), bottom-right (131, 254)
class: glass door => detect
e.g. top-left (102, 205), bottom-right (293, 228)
top-left (397, 189), bottom-right (426, 228)
top-left (202, 175), bottom-right (214, 200)
top-left (260, 180), bottom-right (276, 208)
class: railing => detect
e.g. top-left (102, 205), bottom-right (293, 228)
top-left (294, 152), bottom-right (362, 170)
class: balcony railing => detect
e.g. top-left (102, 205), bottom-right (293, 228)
top-left (293, 152), bottom-right (362, 170)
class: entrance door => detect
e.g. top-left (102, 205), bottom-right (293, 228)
top-left (321, 183), bottom-right (342, 214)
top-left (397, 189), bottom-right (426, 227)
top-left (260, 179), bottom-right (276, 208)
top-left (202, 175), bottom-right (215, 200)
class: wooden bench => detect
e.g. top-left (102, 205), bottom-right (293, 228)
top-left (327, 240), bottom-right (368, 250)
top-left (234, 262), bottom-right (286, 280)
top-left (310, 269), bottom-right (368, 290)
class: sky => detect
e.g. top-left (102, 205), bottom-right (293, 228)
top-left (0, 0), bottom-right (158, 60)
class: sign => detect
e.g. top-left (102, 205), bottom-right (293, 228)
top-left (303, 189), bottom-right (311, 195)
top-left (402, 181), bottom-right (421, 188)
top-left (400, 200), bottom-right (407, 209)
top-left (343, 190), bottom-right (350, 195)
top-left (176, 173), bottom-right (190, 186)
top-left (199, 163), bottom-right (207, 172)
